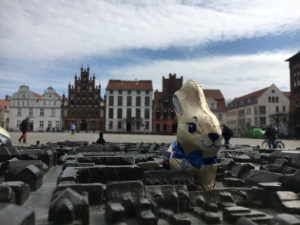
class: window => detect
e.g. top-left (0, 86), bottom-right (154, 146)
top-left (39, 121), bottom-right (44, 128)
top-left (118, 96), bottom-right (123, 106)
top-left (269, 97), bottom-right (271, 102)
top-left (210, 102), bottom-right (216, 109)
top-left (283, 106), bottom-right (286, 112)
top-left (276, 97), bottom-right (279, 102)
top-left (109, 121), bottom-right (113, 129)
top-left (117, 108), bottom-right (122, 119)
top-left (136, 108), bottom-right (141, 118)
top-left (127, 90), bottom-right (131, 94)
top-left (109, 90), bottom-right (113, 94)
top-left (29, 108), bottom-right (33, 116)
top-left (109, 96), bottom-right (114, 106)
top-left (109, 108), bottom-right (113, 119)
top-left (218, 113), bottom-right (222, 121)
top-left (145, 108), bottom-right (150, 119)
top-left (276, 106), bottom-right (279, 112)
top-left (22, 94), bottom-right (25, 99)
top-left (137, 90), bottom-right (141, 95)
top-left (127, 96), bottom-right (132, 106)
top-left (55, 121), bottom-right (60, 128)
top-left (48, 121), bottom-right (52, 128)
top-left (127, 108), bottom-right (132, 118)
top-left (146, 90), bottom-right (149, 95)
top-left (118, 121), bottom-right (122, 129)
top-left (136, 96), bottom-right (141, 106)
top-left (17, 108), bottom-right (21, 116)
top-left (145, 96), bottom-right (150, 106)
top-left (40, 109), bottom-right (44, 116)
top-left (118, 90), bottom-right (122, 94)
top-left (51, 109), bottom-right (55, 116)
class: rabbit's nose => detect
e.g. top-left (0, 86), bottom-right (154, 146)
top-left (208, 133), bottom-right (220, 142)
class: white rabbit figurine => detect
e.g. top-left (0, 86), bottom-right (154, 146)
top-left (163, 80), bottom-right (222, 190)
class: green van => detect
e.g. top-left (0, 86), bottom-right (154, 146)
top-left (244, 127), bottom-right (266, 139)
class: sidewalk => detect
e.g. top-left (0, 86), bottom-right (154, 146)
top-left (9, 131), bottom-right (300, 150)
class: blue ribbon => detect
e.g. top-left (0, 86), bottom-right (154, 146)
top-left (171, 140), bottom-right (217, 169)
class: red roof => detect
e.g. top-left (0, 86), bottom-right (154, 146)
top-left (0, 100), bottom-right (10, 113)
top-left (204, 89), bottom-right (227, 112)
top-left (106, 80), bottom-right (153, 91)
top-left (228, 87), bottom-right (268, 109)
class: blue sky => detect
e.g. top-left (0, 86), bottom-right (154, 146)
top-left (0, 0), bottom-right (299, 101)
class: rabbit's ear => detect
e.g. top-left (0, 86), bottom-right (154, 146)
top-left (173, 95), bottom-right (182, 116)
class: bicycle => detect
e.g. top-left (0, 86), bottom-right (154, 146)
top-left (261, 139), bottom-right (285, 149)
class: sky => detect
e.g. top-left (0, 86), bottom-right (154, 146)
top-left (0, 0), bottom-right (299, 102)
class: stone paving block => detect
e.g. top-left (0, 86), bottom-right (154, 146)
top-left (0, 203), bottom-right (35, 225)
top-left (135, 198), bottom-right (158, 225)
top-left (223, 206), bottom-right (251, 223)
top-left (245, 169), bottom-right (283, 186)
top-left (235, 216), bottom-right (259, 225)
top-left (1, 181), bottom-right (30, 205)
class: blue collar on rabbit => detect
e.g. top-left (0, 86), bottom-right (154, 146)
top-left (171, 140), bottom-right (217, 169)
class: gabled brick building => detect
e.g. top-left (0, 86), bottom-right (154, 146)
top-left (153, 74), bottom-right (183, 135)
top-left (61, 67), bottom-right (105, 132)
top-left (286, 51), bottom-right (300, 138)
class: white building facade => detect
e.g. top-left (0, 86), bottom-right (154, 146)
top-left (9, 85), bottom-right (62, 132)
top-left (105, 80), bottom-right (153, 133)
top-left (227, 84), bottom-right (290, 137)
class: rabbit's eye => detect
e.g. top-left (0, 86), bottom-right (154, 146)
top-left (187, 123), bottom-right (196, 134)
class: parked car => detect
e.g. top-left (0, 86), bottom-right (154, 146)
top-left (244, 127), bottom-right (265, 139)
top-left (0, 127), bottom-right (12, 146)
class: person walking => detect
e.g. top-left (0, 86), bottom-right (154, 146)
top-left (222, 124), bottom-right (233, 145)
top-left (265, 124), bottom-right (277, 149)
top-left (70, 123), bottom-right (76, 135)
top-left (19, 116), bottom-right (30, 143)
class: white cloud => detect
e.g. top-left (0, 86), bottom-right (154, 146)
top-left (105, 50), bottom-right (294, 100)
top-left (0, 0), bottom-right (299, 60)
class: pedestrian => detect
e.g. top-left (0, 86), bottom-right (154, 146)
top-left (222, 124), bottom-right (233, 145)
top-left (96, 131), bottom-right (106, 144)
top-left (265, 124), bottom-right (277, 149)
top-left (70, 123), bottom-right (76, 135)
top-left (19, 116), bottom-right (30, 143)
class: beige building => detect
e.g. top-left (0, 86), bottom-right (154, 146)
top-left (105, 80), bottom-right (153, 133)
top-left (0, 97), bottom-right (10, 129)
top-left (227, 84), bottom-right (290, 137)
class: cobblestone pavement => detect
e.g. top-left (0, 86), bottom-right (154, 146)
top-left (10, 131), bottom-right (300, 150)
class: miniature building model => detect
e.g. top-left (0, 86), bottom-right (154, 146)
top-left (61, 67), bottom-right (105, 132)
top-left (286, 51), bottom-right (300, 138)
top-left (105, 80), bottom-right (153, 133)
